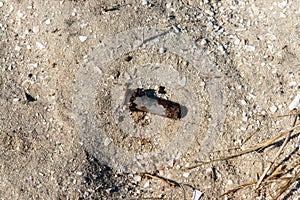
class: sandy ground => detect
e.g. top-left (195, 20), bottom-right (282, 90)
top-left (1, 0), bottom-right (300, 199)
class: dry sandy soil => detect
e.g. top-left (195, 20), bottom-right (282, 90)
top-left (1, 0), bottom-right (300, 199)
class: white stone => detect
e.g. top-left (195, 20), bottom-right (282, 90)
top-left (200, 38), bottom-right (207, 46)
top-left (159, 47), bottom-right (167, 53)
top-left (36, 41), bottom-right (45, 49)
top-left (192, 189), bottom-right (203, 200)
top-left (205, 9), bottom-right (214, 16)
top-left (13, 98), bottom-right (20, 102)
top-left (133, 175), bottom-right (142, 182)
top-left (0, 2), bottom-right (4, 8)
top-left (45, 18), bottom-right (51, 25)
top-left (218, 45), bottom-right (226, 54)
top-left (143, 180), bottom-right (150, 188)
top-left (289, 81), bottom-right (297, 87)
top-left (241, 99), bottom-right (247, 105)
top-left (279, 12), bottom-right (286, 18)
top-left (104, 137), bottom-right (112, 146)
top-left (76, 171), bottom-right (83, 176)
top-left (166, 3), bottom-right (172, 9)
top-left (289, 93), bottom-right (300, 110)
top-left (167, 159), bottom-right (174, 167)
top-left (183, 172), bottom-right (190, 178)
top-left (15, 45), bottom-right (21, 51)
top-left (270, 105), bottom-right (277, 113)
top-left (278, 1), bottom-right (287, 9)
top-left (141, 0), bottom-right (148, 5)
top-left (32, 26), bottom-right (39, 33)
top-left (269, 34), bottom-right (276, 41)
top-left (179, 76), bottom-right (186, 86)
top-left (79, 36), bottom-right (88, 42)
top-left (234, 38), bottom-right (240, 45)
top-left (245, 45), bottom-right (255, 51)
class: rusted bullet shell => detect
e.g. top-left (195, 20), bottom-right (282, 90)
top-left (126, 88), bottom-right (182, 120)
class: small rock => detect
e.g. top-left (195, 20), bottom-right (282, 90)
top-left (205, 9), bottom-right (214, 16)
top-left (79, 36), bottom-right (88, 42)
top-left (241, 99), bottom-right (247, 105)
top-left (289, 93), bottom-right (300, 110)
top-left (133, 175), bottom-right (142, 183)
top-left (200, 38), bottom-right (208, 46)
top-left (143, 180), bottom-right (150, 188)
top-left (13, 98), bottom-right (20, 102)
top-left (183, 172), bottom-right (190, 178)
top-left (192, 189), bottom-right (203, 200)
top-left (269, 34), bottom-right (276, 41)
top-left (166, 2), bottom-right (172, 9)
top-left (172, 25), bottom-right (180, 33)
top-left (32, 25), bottom-right (39, 33)
top-left (159, 47), bottom-right (167, 53)
top-left (167, 159), bottom-right (174, 167)
top-left (245, 45), bottom-right (255, 51)
top-left (141, 0), bottom-right (148, 5)
top-left (45, 18), bottom-right (51, 25)
top-left (15, 45), bottom-right (21, 51)
top-left (104, 137), bottom-right (112, 146)
top-left (76, 171), bottom-right (83, 176)
top-left (179, 76), bottom-right (186, 86)
top-left (36, 41), bottom-right (45, 50)
top-left (269, 105), bottom-right (277, 113)
top-left (218, 45), bottom-right (226, 54)
top-left (289, 81), bottom-right (296, 87)
top-left (0, 2), bottom-right (4, 7)
top-left (234, 38), bottom-right (240, 45)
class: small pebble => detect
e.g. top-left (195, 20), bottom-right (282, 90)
top-left (172, 25), bottom-right (180, 33)
top-left (32, 25), bottom-right (39, 33)
top-left (241, 99), bottom-right (247, 105)
top-left (76, 171), bottom-right (83, 176)
top-left (289, 81), bottom-right (297, 87)
top-left (234, 38), bottom-right (240, 45)
top-left (179, 76), bottom-right (186, 86)
top-left (13, 98), bottom-right (20, 102)
top-left (217, 45), bottom-right (226, 54)
top-left (159, 47), bottom-right (167, 53)
top-left (0, 2), bottom-right (4, 7)
top-left (36, 41), bottom-right (45, 49)
top-left (289, 93), bottom-right (300, 110)
top-left (141, 0), bottom-right (148, 5)
top-left (133, 175), bottom-right (142, 183)
top-left (167, 159), bottom-right (174, 167)
top-left (192, 189), bottom-right (203, 200)
top-left (245, 45), bottom-right (255, 51)
top-left (15, 45), bottom-right (21, 51)
top-left (183, 172), bottom-right (190, 178)
top-left (200, 38), bottom-right (208, 46)
top-left (104, 137), bottom-right (112, 146)
top-left (269, 34), bottom-right (276, 41)
top-left (269, 105), bottom-right (277, 113)
top-left (45, 18), bottom-right (51, 25)
top-left (79, 36), bottom-right (88, 42)
top-left (143, 180), bottom-right (150, 188)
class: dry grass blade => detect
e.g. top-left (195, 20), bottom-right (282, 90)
top-left (185, 123), bottom-right (300, 170)
top-left (139, 173), bottom-right (180, 188)
top-left (220, 181), bottom-right (257, 197)
top-left (273, 169), bottom-right (300, 200)
top-left (255, 116), bottom-right (298, 189)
